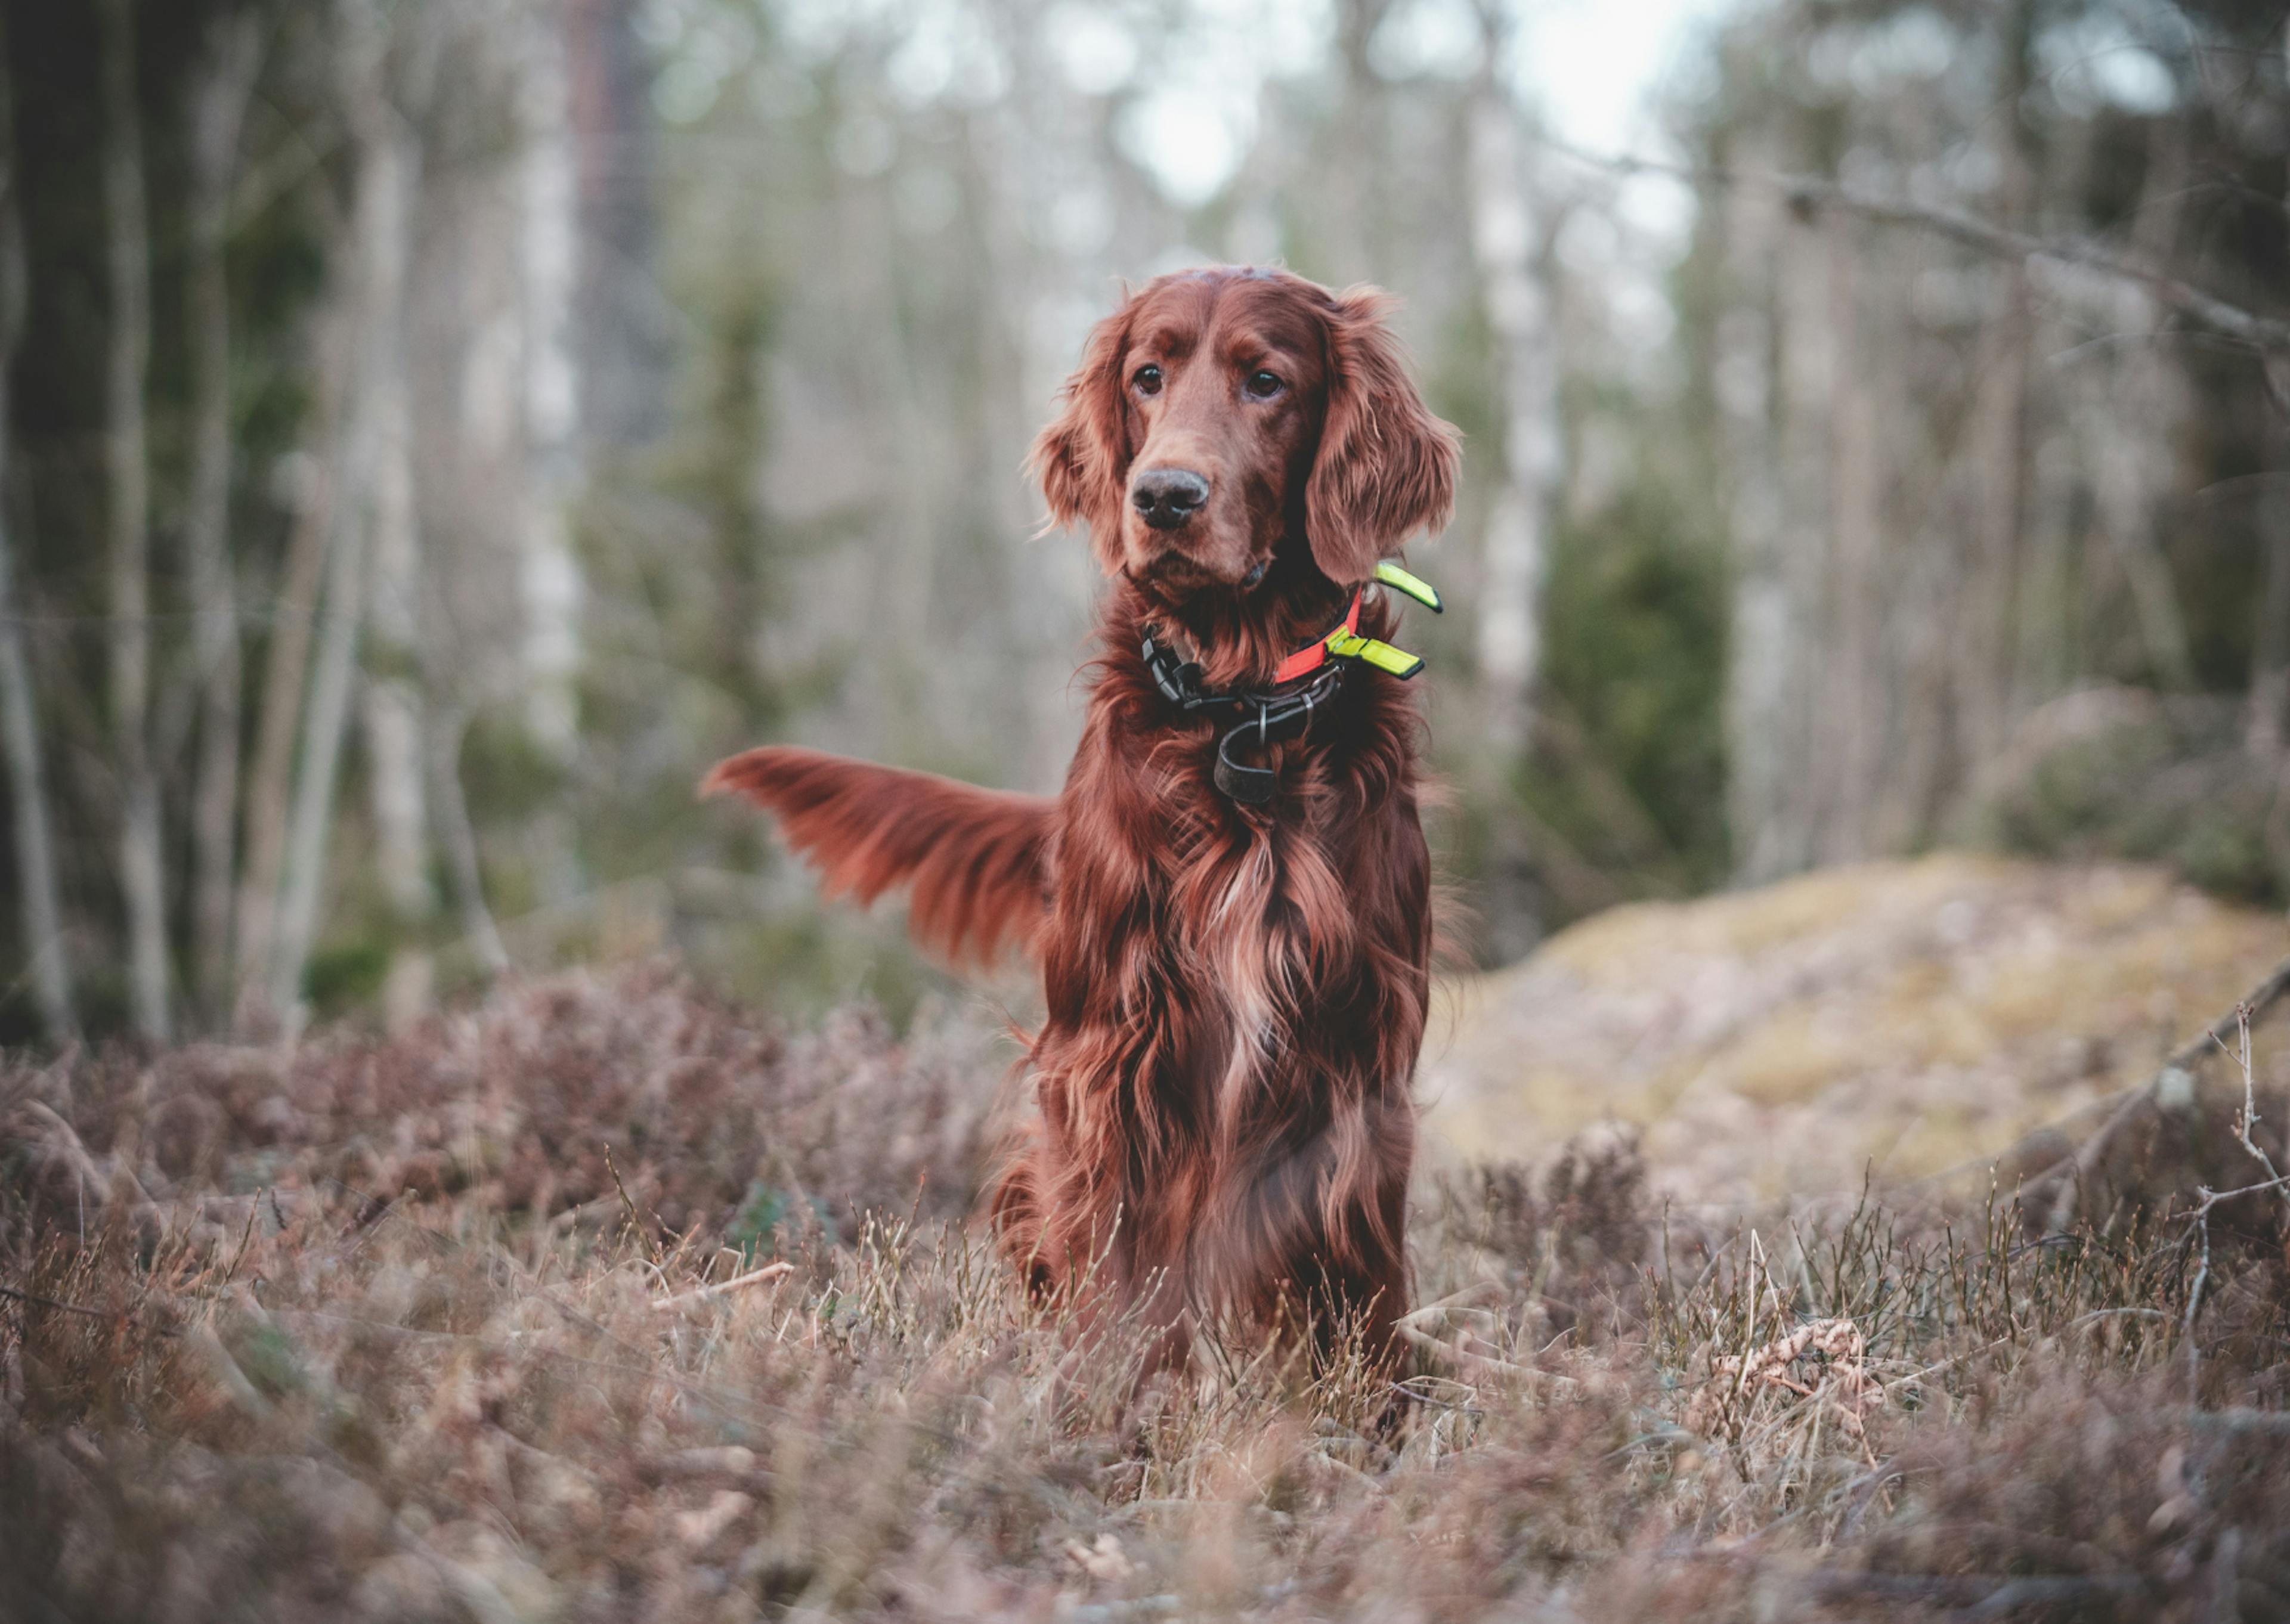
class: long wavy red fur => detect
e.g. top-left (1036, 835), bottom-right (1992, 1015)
top-left (707, 267), bottom-right (1455, 1377)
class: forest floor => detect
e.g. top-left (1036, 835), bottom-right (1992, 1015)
top-left (4, 872), bottom-right (2290, 1622)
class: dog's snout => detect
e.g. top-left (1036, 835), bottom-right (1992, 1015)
top-left (1131, 468), bottom-right (1209, 531)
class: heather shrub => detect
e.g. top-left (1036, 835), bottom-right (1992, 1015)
top-left (2, 966), bottom-right (2286, 1621)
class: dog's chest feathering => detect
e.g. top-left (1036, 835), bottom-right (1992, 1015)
top-left (1152, 802), bottom-right (1350, 1096)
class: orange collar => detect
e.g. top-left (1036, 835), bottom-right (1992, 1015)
top-left (1270, 590), bottom-right (1362, 684)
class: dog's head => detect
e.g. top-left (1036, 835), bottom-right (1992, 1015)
top-left (1030, 267), bottom-right (1459, 610)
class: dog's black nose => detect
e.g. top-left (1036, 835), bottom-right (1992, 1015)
top-left (1131, 468), bottom-right (1208, 530)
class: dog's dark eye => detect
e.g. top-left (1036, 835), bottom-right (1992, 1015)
top-left (1132, 365), bottom-right (1163, 396)
top-left (1244, 370), bottom-right (1284, 399)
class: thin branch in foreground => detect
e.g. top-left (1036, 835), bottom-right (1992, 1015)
top-left (2025, 953), bottom-right (2290, 1231)
top-left (604, 1140), bottom-right (665, 1267)
top-left (2220, 1004), bottom-right (2290, 1223)
top-left (2180, 1004), bottom-right (2290, 1388)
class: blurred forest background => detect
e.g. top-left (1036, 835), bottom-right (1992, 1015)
top-left (0, 0), bottom-right (2283, 1047)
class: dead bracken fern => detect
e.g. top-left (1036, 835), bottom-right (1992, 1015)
top-left (1684, 1315), bottom-right (1883, 1440)
top-left (1, 965), bottom-right (2288, 1620)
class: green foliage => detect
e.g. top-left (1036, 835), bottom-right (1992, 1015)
top-left (457, 710), bottom-right (574, 826)
top-left (1445, 464), bottom-right (1734, 949)
top-left (726, 1177), bottom-right (841, 1264)
top-left (301, 937), bottom-right (389, 1020)
top-left (1978, 693), bottom-right (2289, 907)
top-left (1526, 481), bottom-right (1732, 902)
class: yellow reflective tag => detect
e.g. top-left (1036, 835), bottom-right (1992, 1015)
top-left (1354, 639), bottom-right (1426, 678)
top-left (1328, 631), bottom-right (1425, 679)
top-left (1373, 561), bottom-right (1443, 613)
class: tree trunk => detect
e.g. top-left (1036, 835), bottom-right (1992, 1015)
top-left (2085, 107), bottom-right (2198, 696)
top-left (1325, 0), bottom-right (1394, 283)
top-left (2079, 365), bottom-right (2196, 693)
top-left (99, 0), bottom-right (169, 1039)
top-left (2248, 142), bottom-right (2290, 763)
top-left (183, 10), bottom-right (263, 1023)
top-left (1962, 0), bottom-right (2036, 771)
top-left (426, 701), bottom-right (509, 979)
top-left (363, 310), bottom-right (434, 1031)
top-left (1714, 141), bottom-right (1796, 887)
top-left (233, 315), bottom-right (344, 1030)
top-left (1966, 271), bottom-right (2030, 759)
top-left (1466, 52), bottom-right (1559, 764)
top-left (519, 4), bottom-right (583, 762)
top-left (0, 504), bottom-right (69, 1045)
top-left (363, 678), bottom-right (433, 1028)
top-left (1730, 160), bottom-right (1837, 884)
top-left (1813, 216), bottom-right (1884, 864)
top-left (2255, 492), bottom-right (2290, 760)
top-left (268, 10), bottom-right (418, 1027)
top-left (0, 20), bottom-right (76, 1042)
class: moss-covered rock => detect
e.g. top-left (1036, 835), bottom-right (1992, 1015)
top-left (1422, 854), bottom-right (2289, 1207)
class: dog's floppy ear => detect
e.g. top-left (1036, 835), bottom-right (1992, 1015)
top-left (1028, 296), bottom-right (1134, 573)
top-left (1305, 287), bottom-right (1461, 585)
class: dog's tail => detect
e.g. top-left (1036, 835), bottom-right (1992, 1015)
top-left (703, 746), bottom-right (1053, 968)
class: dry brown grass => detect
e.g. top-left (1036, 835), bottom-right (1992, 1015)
top-left (4, 965), bottom-right (2289, 1621)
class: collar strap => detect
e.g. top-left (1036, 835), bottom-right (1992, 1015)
top-left (1137, 562), bottom-right (1439, 804)
top-left (1271, 589), bottom-right (1361, 682)
top-left (1270, 572), bottom-right (1434, 684)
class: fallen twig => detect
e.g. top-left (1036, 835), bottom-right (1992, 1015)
top-left (2175, 1405), bottom-right (2290, 1435)
top-left (655, 1261), bottom-right (794, 1311)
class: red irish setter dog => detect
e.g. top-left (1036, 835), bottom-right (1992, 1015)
top-left (706, 266), bottom-right (1458, 1375)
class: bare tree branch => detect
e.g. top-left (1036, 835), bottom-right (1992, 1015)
top-left (1543, 137), bottom-right (2290, 405)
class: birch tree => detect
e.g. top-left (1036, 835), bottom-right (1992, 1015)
top-left (234, 317), bottom-right (343, 1028)
top-left (1797, 214), bottom-right (1887, 866)
top-left (0, 17), bottom-right (74, 1042)
top-left (268, 0), bottom-right (422, 1025)
top-left (1712, 139), bottom-right (1796, 885)
top-left (2248, 145), bottom-right (2290, 763)
top-left (184, 8), bottom-right (264, 1020)
top-left (361, 311), bottom-right (435, 1029)
top-left (351, 0), bottom-right (467, 1030)
top-left (2255, 469), bottom-right (2290, 761)
top-left (1957, 0), bottom-right (2036, 767)
top-left (516, 0), bottom-right (582, 770)
top-left (1467, 5), bottom-right (1559, 762)
top-left (99, 0), bottom-right (169, 1039)
top-left (1325, 0), bottom-right (1395, 283)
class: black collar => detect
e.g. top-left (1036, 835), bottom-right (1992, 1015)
top-left (1138, 630), bottom-right (1348, 805)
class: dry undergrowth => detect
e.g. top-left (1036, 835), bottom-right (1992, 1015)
top-left (3, 967), bottom-right (2288, 1621)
